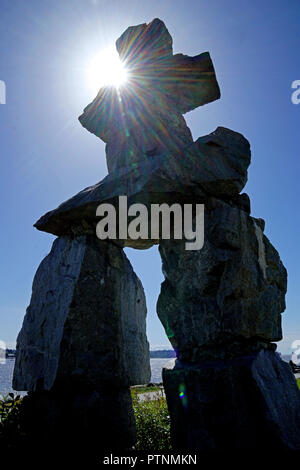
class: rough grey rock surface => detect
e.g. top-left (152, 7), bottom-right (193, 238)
top-left (163, 350), bottom-right (300, 450)
top-left (34, 127), bottom-right (251, 243)
top-left (121, 254), bottom-right (151, 385)
top-left (115, 19), bottom-right (220, 114)
top-left (116, 18), bottom-right (173, 62)
top-left (79, 19), bottom-right (220, 173)
top-left (19, 384), bottom-right (136, 452)
top-left (15, 16), bottom-right (298, 452)
top-left (157, 197), bottom-right (287, 361)
top-left (102, 87), bottom-right (194, 173)
top-left (13, 236), bottom-right (150, 391)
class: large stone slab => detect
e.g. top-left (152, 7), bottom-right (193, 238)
top-left (34, 127), bottom-right (251, 243)
top-left (13, 236), bottom-right (150, 391)
top-left (102, 87), bottom-right (195, 173)
top-left (157, 197), bottom-right (287, 361)
top-left (18, 384), bottom-right (136, 453)
top-left (116, 17), bottom-right (173, 63)
top-left (163, 350), bottom-right (300, 450)
top-left (79, 18), bottom-right (220, 171)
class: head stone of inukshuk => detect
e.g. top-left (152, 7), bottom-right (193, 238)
top-left (79, 18), bottom-right (220, 173)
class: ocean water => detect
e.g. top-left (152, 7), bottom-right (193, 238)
top-left (0, 358), bottom-right (22, 397)
top-left (0, 356), bottom-right (293, 397)
top-left (0, 358), bottom-right (172, 397)
top-left (150, 358), bottom-right (174, 383)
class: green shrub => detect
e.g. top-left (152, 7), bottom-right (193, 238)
top-left (0, 392), bottom-right (172, 452)
top-left (0, 393), bottom-right (24, 449)
top-left (132, 395), bottom-right (171, 452)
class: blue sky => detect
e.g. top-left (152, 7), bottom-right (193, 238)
top-left (0, 0), bottom-right (299, 353)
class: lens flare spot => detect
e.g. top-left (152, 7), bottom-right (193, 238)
top-left (179, 383), bottom-right (188, 408)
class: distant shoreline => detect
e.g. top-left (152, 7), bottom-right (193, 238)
top-left (150, 350), bottom-right (176, 359)
top-left (2, 349), bottom-right (176, 359)
top-left (0, 349), bottom-right (291, 361)
top-left (0, 349), bottom-right (16, 359)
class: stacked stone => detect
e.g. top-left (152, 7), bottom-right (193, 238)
top-left (14, 18), bottom-right (300, 451)
top-left (13, 235), bottom-right (149, 449)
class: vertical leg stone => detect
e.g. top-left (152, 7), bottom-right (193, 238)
top-left (157, 197), bottom-right (300, 450)
top-left (13, 235), bottom-right (150, 451)
top-left (163, 351), bottom-right (300, 450)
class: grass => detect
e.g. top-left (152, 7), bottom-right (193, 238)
top-left (132, 394), bottom-right (171, 451)
top-left (0, 393), bottom-right (25, 450)
top-left (0, 393), bottom-right (22, 424)
top-left (3, 378), bottom-right (300, 453)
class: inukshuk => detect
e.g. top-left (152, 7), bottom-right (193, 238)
top-left (14, 18), bottom-right (300, 451)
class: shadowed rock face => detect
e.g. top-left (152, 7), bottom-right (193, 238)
top-left (116, 18), bottom-right (173, 63)
top-left (34, 127), bottom-right (251, 244)
top-left (13, 236), bottom-right (150, 391)
top-left (79, 18), bottom-right (220, 173)
top-left (13, 17), bottom-right (299, 452)
top-left (157, 198), bottom-right (287, 362)
top-left (163, 351), bottom-right (300, 450)
top-left (115, 18), bottom-right (221, 114)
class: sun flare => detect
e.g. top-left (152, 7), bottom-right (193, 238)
top-left (86, 46), bottom-right (128, 94)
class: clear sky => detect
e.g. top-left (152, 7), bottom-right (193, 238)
top-left (0, 0), bottom-right (299, 353)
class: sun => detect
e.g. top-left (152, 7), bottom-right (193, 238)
top-left (86, 46), bottom-right (128, 95)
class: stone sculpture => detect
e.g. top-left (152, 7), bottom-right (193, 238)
top-left (13, 17), bottom-right (300, 452)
